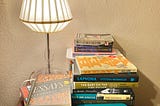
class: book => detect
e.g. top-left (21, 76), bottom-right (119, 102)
top-left (74, 47), bottom-right (112, 52)
top-left (28, 73), bottom-right (71, 106)
top-left (19, 78), bottom-right (36, 105)
top-left (73, 103), bottom-right (128, 106)
top-left (75, 55), bottom-right (137, 74)
top-left (72, 93), bottom-right (133, 100)
top-left (72, 88), bottom-right (134, 101)
top-left (20, 85), bottom-right (32, 104)
top-left (74, 33), bottom-right (114, 46)
top-left (74, 44), bottom-right (113, 50)
top-left (72, 100), bottom-right (134, 106)
top-left (73, 82), bottom-right (138, 89)
top-left (73, 73), bottom-right (138, 82)
top-left (73, 88), bottom-right (134, 94)
top-left (66, 48), bottom-right (117, 60)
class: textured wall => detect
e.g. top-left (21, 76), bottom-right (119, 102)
top-left (0, 0), bottom-right (160, 106)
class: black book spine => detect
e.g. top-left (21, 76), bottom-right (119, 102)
top-left (73, 73), bottom-right (139, 82)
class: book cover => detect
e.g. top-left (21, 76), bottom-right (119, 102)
top-left (20, 85), bottom-right (31, 104)
top-left (74, 33), bottom-right (114, 46)
top-left (28, 73), bottom-right (71, 106)
top-left (75, 55), bottom-right (137, 74)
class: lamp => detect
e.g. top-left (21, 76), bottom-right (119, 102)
top-left (19, 0), bottom-right (72, 73)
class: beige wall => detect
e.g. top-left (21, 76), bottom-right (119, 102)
top-left (0, 0), bottom-right (160, 106)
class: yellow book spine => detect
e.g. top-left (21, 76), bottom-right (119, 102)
top-left (74, 82), bottom-right (138, 89)
top-left (97, 94), bottom-right (131, 100)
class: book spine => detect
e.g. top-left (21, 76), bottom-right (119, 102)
top-left (73, 88), bottom-right (133, 94)
top-left (72, 93), bottom-right (133, 100)
top-left (80, 70), bottom-right (137, 74)
top-left (74, 33), bottom-right (114, 46)
top-left (72, 94), bottom-right (97, 100)
top-left (74, 45), bottom-right (113, 50)
top-left (73, 103), bottom-right (128, 106)
top-left (72, 51), bottom-right (116, 57)
top-left (73, 74), bottom-right (139, 82)
top-left (97, 94), bottom-right (132, 101)
top-left (72, 100), bottom-right (134, 106)
top-left (74, 48), bottom-right (112, 52)
top-left (73, 82), bottom-right (138, 89)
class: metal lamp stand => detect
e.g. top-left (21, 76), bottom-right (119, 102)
top-left (47, 33), bottom-right (51, 74)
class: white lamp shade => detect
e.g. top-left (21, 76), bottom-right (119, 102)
top-left (19, 0), bottom-right (72, 33)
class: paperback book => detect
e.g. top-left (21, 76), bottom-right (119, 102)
top-left (73, 82), bottom-right (138, 89)
top-left (73, 73), bottom-right (139, 82)
top-left (72, 88), bottom-right (134, 101)
top-left (75, 55), bottom-right (137, 74)
top-left (74, 33), bottom-right (114, 46)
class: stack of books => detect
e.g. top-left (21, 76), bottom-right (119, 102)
top-left (66, 33), bottom-right (139, 106)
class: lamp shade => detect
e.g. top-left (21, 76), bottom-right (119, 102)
top-left (19, 0), bottom-right (72, 33)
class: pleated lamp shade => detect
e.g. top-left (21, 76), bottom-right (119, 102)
top-left (19, 0), bottom-right (72, 33)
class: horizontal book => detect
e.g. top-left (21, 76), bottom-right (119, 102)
top-left (74, 44), bottom-right (113, 49)
top-left (74, 33), bottom-right (114, 46)
top-left (72, 48), bottom-right (117, 57)
top-left (66, 48), bottom-right (117, 60)
top-left (73, 82), bottom-right (138, 89)
top-left (73, 88), bottom-right (134, 94)
top-left (28, 73), bottom-right (71, 106)
top-left (72, 100), bottom-right (134, 106)
top-left (72, 88), bottom-right (135, 101)
top-left (74, 103), bottom-right (128, 106)
top-left (72, 94), bottom-right (133, 101)
top-left (73, 73), bottom-right (139, 82)
top-left (75, 55), bottom-right (137, 74)
top-left (74, 47), bottom-right (112, 52)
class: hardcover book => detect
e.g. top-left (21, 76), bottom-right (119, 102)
top-left (75, 55), bottom-right (137, 74)
top-left (28, 73), bottom-right (71, 106)
top-left (74, 33), bottom-right (114, 46)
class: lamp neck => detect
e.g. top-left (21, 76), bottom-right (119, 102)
top-left (47, 33), bottom-right (51, 74)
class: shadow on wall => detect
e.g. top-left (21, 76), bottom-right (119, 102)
top-left (113, 38), bottom-right (127, 56)
top-left (134, 71), bottom-right (160, 106)
top-left (114, 38), bottom-right (160, 106)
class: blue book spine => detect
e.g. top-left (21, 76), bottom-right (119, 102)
top-left (71, 94), bottom-right (97, 100)
top-left (77, 103), bottom-right (127, 106)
